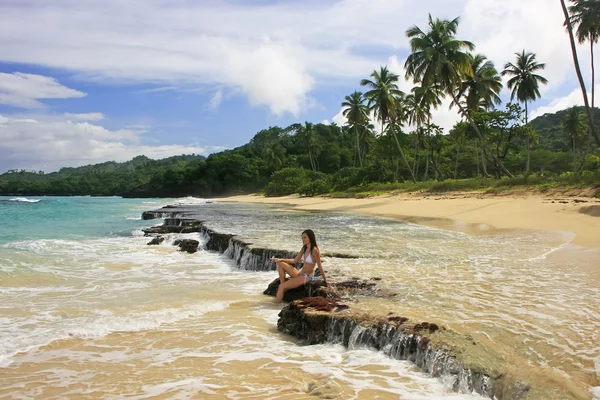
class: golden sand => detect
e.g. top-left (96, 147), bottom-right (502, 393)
top-left (217, 191), bottom-right (600, 249)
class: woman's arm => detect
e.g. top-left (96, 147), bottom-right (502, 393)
top-left (314, 248), bottom-right (328, 286)
top-left (270, 250), bottom-right (302, 264)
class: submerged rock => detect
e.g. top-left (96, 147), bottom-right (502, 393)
top-left (147, 236), bottom-right (165, 245)
top-left (173, 239), bottom-right (200, 253)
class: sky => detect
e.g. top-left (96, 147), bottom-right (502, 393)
top-left (0, 0), bottom-right (597, 173)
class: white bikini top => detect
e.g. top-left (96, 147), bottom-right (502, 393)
top-left (301, 248), bottom-right (315, 264)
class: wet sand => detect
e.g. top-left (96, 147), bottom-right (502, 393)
top-left (217, 192), bottom-right (600, 249)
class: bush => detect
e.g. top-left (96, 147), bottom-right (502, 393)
top-left (331, 167), bottom-right (366, 191)
top-left (264, 167), bottom-right (309, 196)
top-left (299, 179), bottom-right (332, 197)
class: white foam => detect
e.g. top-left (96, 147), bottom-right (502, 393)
top-left (8, 197), bottom-right (40, 203)
top-left (171, 196), bottom-right (211, 206)
top-left (0, 301), bottom-right (230, 367)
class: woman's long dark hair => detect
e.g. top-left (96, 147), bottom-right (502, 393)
top-left (301, 229), bottom-right (317, 255)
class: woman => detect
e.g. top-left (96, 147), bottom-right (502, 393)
top-left (270, 229), bottom-right (328, 303)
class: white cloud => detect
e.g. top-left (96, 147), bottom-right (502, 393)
top-left (0, 114), bottom-right (221, 172)
top-left (208, 90), bottom-right (223, 110)
top-left (530, 84), bottom-right (600, 120)
top-left (0, 72), bottom-right (85, 108)
top-left (0, 1), bottom-right (592, 122)
top-left (64, 112), bottom-right (105, 121)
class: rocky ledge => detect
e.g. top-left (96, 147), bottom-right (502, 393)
top-left (278, 298), bottom-right (532, 400)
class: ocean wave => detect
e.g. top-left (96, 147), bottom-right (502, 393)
top-left (7, 197), bottom-right (40, 203)
top-left (169, 196), bottom-right (212, 206)
top-left (0, 300), bottom-right (230, 367)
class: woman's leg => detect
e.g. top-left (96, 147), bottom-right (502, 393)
top-left (277, 261), bottom-right (299, 284)
top-left (275, 275), bottom-right (306, 303)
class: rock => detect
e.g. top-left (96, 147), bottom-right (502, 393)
top-left (174, 239), bottom-right (199, 253)
top-left (277, 300), bottom-right (532, 400)
top-left (147, 236), bottom-right (165, 245)
top-left (143, 225), bottom-right (201, 235)
top-left (263, 278), bottom-right (335, 302)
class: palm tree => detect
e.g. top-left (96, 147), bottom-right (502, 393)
top-left (501, 50), bottom-right (548, 173)
top-left (292, 122), bottom-right (319, 171)
top-left (561, 0), bottom-right (600, 146)
top-left (562, 107), bottom-right (589, 172)
top-left (264, 143), bottom-right (286, 171)
top-left (341, 91), bottom-right (370, 167)
top-left (405, 15), bottom-right (514, 178)
top-left (360, 66), bottom-right (416, 183)
top-left (568, 0), bottom-right (600, 114)
top-left (405, 85), bottom-right (445, 179)
top-left (462, 54), bottom-right (503, 114)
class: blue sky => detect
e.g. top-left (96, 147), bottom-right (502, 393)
top-left (0, 0), bottom-right (596, 173)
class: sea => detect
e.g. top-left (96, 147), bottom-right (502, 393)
top-left (1, 196), bottom-right (599, 399)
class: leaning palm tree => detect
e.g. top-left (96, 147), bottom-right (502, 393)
top-left (501, 50), bottom-right (548, 173)
top-left (405, 15), bottom-right (513, 178)
top-left (561, 0), bottom-right (600, 146)
top-left (568, 0), bottom-right (600, 113)
top-left (341, 91), bottom-right (370, 167)
top-left (360, 66), bottom-right (416, 182)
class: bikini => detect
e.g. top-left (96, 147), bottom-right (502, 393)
top-left (299, 249), bottom-right (315, 284)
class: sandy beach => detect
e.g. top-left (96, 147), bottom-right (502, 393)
top-left (218, 191), bottom-right (600, 250)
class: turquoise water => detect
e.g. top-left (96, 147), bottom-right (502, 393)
top-left (0, 196), bottom-right (165, 242)
top-left (1, 196), bottom-right (599, 398)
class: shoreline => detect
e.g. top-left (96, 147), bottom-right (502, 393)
top-left (215, 191), bottom-right (600, 250)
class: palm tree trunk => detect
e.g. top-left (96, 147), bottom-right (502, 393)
top-left (424, 154), bottom-right (430, 180)
top-left (355, 125), bottom-right (363, 168)
top-left (561, 0), bottom-right (600, 146)
top-left (573, 137), bottom-right (577, 173)
top-left (450, 92), bottom-right (513, 178)
top-left (591, 41), bottom-right (595, 119)
top-left (475, 142), bottom-right (480, 176)
top-left (389, 124), bottom-right (417, 183)
top-left (454, 146), bottom-right (460, 179)
top-left (481, 142), bottom-right (489, 177)
top-left (525, 101), bottom-right (530, 174)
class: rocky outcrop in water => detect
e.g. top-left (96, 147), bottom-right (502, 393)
top-left (278, 299), bottom-right (530, 400)
top-left (147, 236), bottom-right (165, 245)
top-left (263, 278), bottom-right (334, 302)
top-left (141, 208), bottom-right (357, 271)
top-left (174, 239), bottom-right (200, 253)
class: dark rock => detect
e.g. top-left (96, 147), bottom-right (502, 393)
top-left (143, 225), bottom-right (202, 235)
top-left (263, 278), bottom-right (335, 302)
top-left (174, 239), bottom-right (200, 253)
top-left (277, 300), bottom-right (531, 400)
top-left (147, 236), bottom-right (165, 245)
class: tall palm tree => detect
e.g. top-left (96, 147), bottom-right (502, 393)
top-left (462, 54), bottom-right (503, 114)
top-left (360, 66), bottom-right (416, 183)
top-left (293, 122), bottom-right (319, 171)
top-left (562, 106), bottom-right (589, 171)
top-left (501, 50), bottom-right (548, 173)
top-left (568, 0), bottom-right (600, 113)
top-left (405, 15), bottom-right (514, 178)
top-left (341, 91), bottom-right (370, 167)
top-left (405, 85), bottom-right (443, 179)
top-left (561, 0), bottom-right (600, 146)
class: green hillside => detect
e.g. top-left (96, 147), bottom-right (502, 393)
top-left (1, 106), bottom-right (599, 198)
top-left (0, 154), bottom-right (205, 196)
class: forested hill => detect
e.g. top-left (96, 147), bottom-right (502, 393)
top-left (0, 154), bottom-right (206, 196)
top-left (531, 106), bottom-right (600, 152)
top-left (1, 106), bottom-right (599, 198)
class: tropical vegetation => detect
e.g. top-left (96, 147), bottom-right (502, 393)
top-left (2, 3), bottom-right (599, 198)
